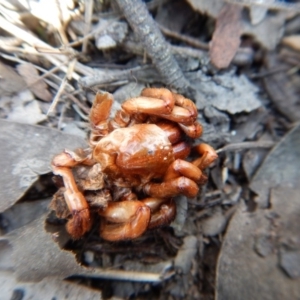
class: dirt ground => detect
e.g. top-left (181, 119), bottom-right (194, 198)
top-left (0, 0), bottom-right (300, 299)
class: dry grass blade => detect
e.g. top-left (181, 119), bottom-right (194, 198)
top-left (0, 14), bottom-right (94, 79)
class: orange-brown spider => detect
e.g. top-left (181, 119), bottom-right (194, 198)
top-left (51, 88), bottom-right (218, 241)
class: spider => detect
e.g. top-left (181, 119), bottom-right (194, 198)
top-left (51, 88), bottom-right (217, 241)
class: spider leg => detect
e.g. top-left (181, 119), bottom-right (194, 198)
top-left (99, 201), bottom-right (151, 241)
top-left (52, 149), bottom-right (94, 167)
top-left (144, 176), bottom-right (199, 199)
top-left (52, 151), bottom-right (94, 239)
top-left (192, 143), bottom-right (218, 169)
top-left (173, 93), bottom-right (198, 121)
top-left (164, 159), bottom-right (203, 183)
top-left (178, 121), bottom-right (203, 138)
top-left (52, 166), bottom-right (92, 239)
top-left (122, 88), bottom-right (175, 115)
top-left (142, 198), bottom-right (176, 229)
top-left (143, 153), bottom-right (215, 199)
top-left (158, 92), bottom-right (198, 125)
top-left (89, 92), bottom-right (113, 146)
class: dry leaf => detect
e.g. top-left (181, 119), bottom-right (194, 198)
top-left (193, 71), bottom-right (262, 114)
top-left (6, 214), bottom-right (92, 281)
top-left (187, 0), bottom-right (287, 50)
top-left (17, 63), bottom-right (52, 102)
top-left (7, 99), bottom-right (47, 124)
top-left (250, 123), bottom-right (300, 207)
top-left (1, 200), bottom-right (50, 233)
top-left (0, 61), bottom-right (26, 96)
top-left (0, 120), bottom-right (86, 213)
top-left (249, 5), bottom-right (268, 25)
top-left (186, 0), bottom-right (224, 17)
top-left (263, 53), bottom-right (300, 122)
top-left (209, 4), bottom-right (243, 69)
top-left (0, 272), bottom-right (101, 300)
top-left (216, 187), bottom-right (300, 300)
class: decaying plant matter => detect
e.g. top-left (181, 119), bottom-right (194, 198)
top-left (51, 88), bottom-right (218, 241)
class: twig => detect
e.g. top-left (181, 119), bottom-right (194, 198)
top-left (188, 198), bottom-right (223, 208)
top-left (47, 77), bottom-right (68, 115)
top-left (57, 102), bottom-right (67, 129)
top-left (82, 0), bottom-right (94, 53)
top-left (171, 45), bottom-right (207, 61)
top-left (72, 104), bottom-right (89, 121)
top-left (79, 66), bottom-right (144, 88)
top-left (250, 66), bottom-right (291, 79)
top-left (114, 0), bottom-right (197, 98)
top-left (67, 94), bottom-right (90, 115)
top-left (163, 26), bottom-right (254, 66)
top-left (159, 24), bottom-right (209, 51)
top-left (44, 78), bottom-right (90, 115)
top-left (216, 141), bottom-right (275, 153)
top-left (78, 269), bottom-right (174, 282)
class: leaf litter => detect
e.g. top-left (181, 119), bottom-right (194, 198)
top-left (0, 0), bottom-right (299, 298)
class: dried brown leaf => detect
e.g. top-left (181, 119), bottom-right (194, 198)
top-left (17, 63), bottom-right (52, 102)
top-left (187, 0), bottom-right (286, 50)
top-left (0, 120), bottom-right (86, 213)
top-left (209, 4), bottom-right (243, 69)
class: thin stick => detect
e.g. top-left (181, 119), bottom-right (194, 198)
top-left (67, 93), bottom-right (90, 115)
top-left (72, 104), bottom-right (89, 121)
top-left (47, 77), bottom-right (68, 115)
top-left (159, 24), bottom-right (209, 51)
top-left (44, 78), bottom-right (90, 115)
top-left (78, 269), bottom-right (174, 282)
top-left (216, 141), bottom-right (275, 153)
top-left (82, 0), bottom-right (94, 53)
